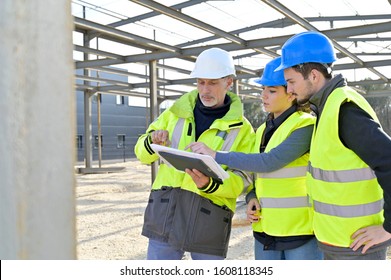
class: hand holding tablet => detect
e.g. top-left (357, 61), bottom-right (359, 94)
top-left (151, 144), bottom-right (229, 183)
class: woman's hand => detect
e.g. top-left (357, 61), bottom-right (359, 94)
top-left (246, 198), bottom-right (262, 223)
top-left (186, 142), bottom-right (217, 159)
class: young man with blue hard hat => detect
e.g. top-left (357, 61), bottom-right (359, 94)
top-left (275, 31), bottom-right (391, 260)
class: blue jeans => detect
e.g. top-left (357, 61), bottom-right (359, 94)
top-left (254, 237), bottom-right (323, 260)
top-left (147, 239), bottom-right (225, 260)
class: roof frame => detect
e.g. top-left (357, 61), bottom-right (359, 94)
top-left (261, 0), bottom-right (389, 81)
top-left (73, 0), bottom-right (391, 99)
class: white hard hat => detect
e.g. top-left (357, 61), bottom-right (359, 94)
top-left (190, 48), bottom-right (236, 79)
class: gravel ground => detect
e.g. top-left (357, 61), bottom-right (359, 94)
top-left (75, 159), bottom-right (390, 260)
top-left (75, 159), bottom-right (253, 260)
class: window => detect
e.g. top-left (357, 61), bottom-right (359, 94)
top-left (117, 134), bottom-right (125, 149)
top-left (116, 95), bottom-right (125, 105)
top-left (128, 96), bottom-right (148, 107)
top-left (76, 135), bottom-right (83, 149)
top-left (94, 135), bottom-right (103, 149)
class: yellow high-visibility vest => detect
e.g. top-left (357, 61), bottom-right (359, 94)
top-left (252, 111), bottom-right (315, 236)
top-left (307, 86), bottom-right (384, 247)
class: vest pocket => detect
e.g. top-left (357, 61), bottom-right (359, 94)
top-left (168, 189), bottom-right (233, 257)
top-left (141, 186), bottom-right (179, 242)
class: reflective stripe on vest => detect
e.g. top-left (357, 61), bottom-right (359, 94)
top-left (216, 130), bottom-right (227, 140)
top-left (308, 162), bottom-right (376, 183)
top-left (313, 199), bottom-right (383, 218)
top-left (261, 196), bottom-right (311, 208)
top-left (221, 128), bottom-right (240, 151)
top-left (258, 166), bottom-right (307, 179)
top-left (171, 118), bottom-right (185, 149)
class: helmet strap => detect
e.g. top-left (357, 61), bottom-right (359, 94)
top-left (321, 63), bottom-right (333, 75)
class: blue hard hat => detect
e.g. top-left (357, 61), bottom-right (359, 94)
top-left (254, 57), bottom-right (286, 86)
top-left (275, 31), bottom-right (337, 71)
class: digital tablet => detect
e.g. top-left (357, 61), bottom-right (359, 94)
top-left (158, 151), bottom-right (222, 183)
top-left (150, 144), bottom-right (229, 183)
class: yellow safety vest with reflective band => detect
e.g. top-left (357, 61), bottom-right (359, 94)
top-left (307, 86), bottom-right (384, 247)
top-left (134, 90), bottom-right (254, 212)
top-left (252, 111), bottom-right (315, 236)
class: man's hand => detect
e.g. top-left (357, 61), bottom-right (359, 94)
top-left (150, 130), bottom-right (171, 146)
top-left (186, 142), bottom-right (216, 159)
top-left (350, 225), bottom-right (391, 254)
top-left (185, 168), bottom-right (210, 189)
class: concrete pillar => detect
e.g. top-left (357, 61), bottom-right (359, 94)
top-left (0, 0), bottom-right (76, 259)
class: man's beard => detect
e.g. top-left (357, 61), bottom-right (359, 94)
top-left (297, 95), bottom-right (311, 105)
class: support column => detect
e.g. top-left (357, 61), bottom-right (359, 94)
top-left (84, 90), bottom-right (93, 167)
top-left (149, 60), bottom-right (159, 183)
top-left (83, 7), bottom-right (93, 168)
top-left (233, 79), bottom-right (240, 95)
top-left (0, 0), bottom-right (76, 259)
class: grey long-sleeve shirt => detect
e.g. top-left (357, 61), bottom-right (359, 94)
top-left (339, 102), bottom-right (391, 233)
top-left (215, 125), bottom-right (313, 173)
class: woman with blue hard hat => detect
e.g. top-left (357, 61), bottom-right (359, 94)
top-left (188, 56), bottom-right (323, 260)
top-left (276, 31), bottom-right (391, 260)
